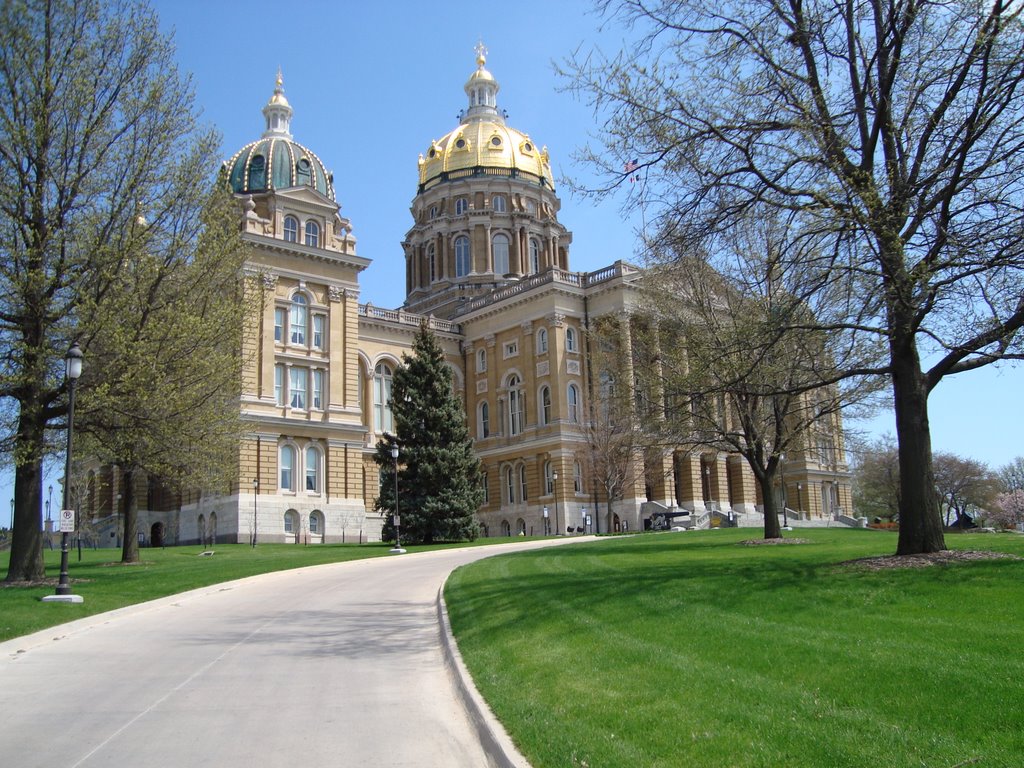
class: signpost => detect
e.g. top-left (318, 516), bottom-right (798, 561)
top-left (59, 509), bottom-right (75, 534)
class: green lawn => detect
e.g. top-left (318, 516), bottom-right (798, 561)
top-left (0, 537), bottom-right (522, 643)
top-left (444, 529), bottom-right (1024, 768)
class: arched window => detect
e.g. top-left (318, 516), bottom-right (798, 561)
top-left (544, 461), bottom-right (554, 495)
top-left (373, 363), bottom-right (394, 433)
top-left (305, 445), bottom-right (321, 492)
top-left (507, 374), bottom-right (524, 436)
top-left (296, 158), bottom-right (312, 186)
top-left (284, 510), bottom-right (298, 535)
top-left (290, 293), bottom-right (307, 345)
top-left (567, 383), bottom-right (580, 423)
top-left (566, 327), bottom-right (578, 352)
top-left (427, 243), bottom-right (436, 283)
top-left (492, 195), bottom-right (507, 212)
top-left (476, 348), bottom-right (487, 374)
top-left (283, 215), bottom-right (298, 243)
top-left (492, 233), bottom-right (510, 275)
top-left (481, 472), bottom-right (489, 504)
top-left (540, 385), bottom-right (551, 425)
top-left (280, 445), bottom-right (296, 491)
top-left (305, 220), bottom-right (320, 248)
top-left (518, 464), bottom-right (528, 502)
top-left (198, 513), bottom-right (206, 543)
top-left (574, 461), bottom-right (584, 494)
top-left (209, 512), bottom-right (217, 543)
top-left (455, 198), bottom-right (468, 215)
top-left (501, 519), bottom-right (511, 536)
top-left (505, 466), bottom-right (515, 504)
top-left (248, 155), bottom-right (266, 189)
top-left (455, 235), bottom-right (471, 277)
top-left (309, 510), bottom-right (322, 535)
top-left (479, 401), bottom-right (490, 438)
top-left (537, 328), bottom-right (548, 354)
top-left (529, 238), bottom-right (541, 273)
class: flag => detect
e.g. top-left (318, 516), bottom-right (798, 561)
top-left (624, 159), bottom-right (639, 182)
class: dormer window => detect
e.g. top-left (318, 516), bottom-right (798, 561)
top-left (305, 220), bottom-right (320, 248)
top-left (296, 158), bottom-right (312, 187)
top-left (248, 155), bottom-right (266, 190)
top-left (283, 215), bottom-right (298, 243)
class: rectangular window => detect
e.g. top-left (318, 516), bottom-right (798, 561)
top-left (313, 314), bottom-right (325, 350)
top-left (274, 365), bottom-right (284, 406)
top-left (289, 367), bottom-right (307, 410)
top-left (504, 341), bottom-right (518, 359)
top-left (312, 370), bottom-right (324, 410)
top-left (274, 308), bottom-right (285, 343)
top-left (482, 472), bottom-right (489, 505)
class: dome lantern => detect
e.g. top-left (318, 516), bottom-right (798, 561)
top-left (262, 68), bottom-right (293, 139)
top-left (463, 41), bottom-right (501, 123)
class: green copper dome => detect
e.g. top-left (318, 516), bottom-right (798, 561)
top-left (226, 72), bottom-right (335, 201)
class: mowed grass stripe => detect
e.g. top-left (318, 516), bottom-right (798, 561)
top-left (445, 529), bottom-right (1024, 768)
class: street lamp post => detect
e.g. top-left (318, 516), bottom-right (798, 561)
top-left (780, 453), bottom-right (790, 530)
top-left (796, 482), bottom-right (803, 519)
top-left (390, 444), bottom-right (405, 553)
top-left (251, 478), bottom-right (258, 548)
top-left (553, 469), bottom-right (561, 535)
top-left (49, 343), bottom-right (83, 602)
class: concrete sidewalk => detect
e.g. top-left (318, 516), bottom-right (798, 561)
top-left (0, 537), bottom-right (595, 767)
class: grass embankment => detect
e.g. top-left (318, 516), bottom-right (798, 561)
top-left (0, 537), bottom-right (519, 643)
top-left (445, 529), bottom-right (1024, 768)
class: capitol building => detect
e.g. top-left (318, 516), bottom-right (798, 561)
top-left (79, 49), bottom-right (851, 546)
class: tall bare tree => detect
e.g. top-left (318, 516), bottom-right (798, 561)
top-left (0, 0), bottom-right (222, 580)
top-left (565, 0), bottom-right (1024, 554)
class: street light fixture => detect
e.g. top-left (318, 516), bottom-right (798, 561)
top-left (780, 453), bottom-right (791, 530)
top-left (390, 444), bottom-right (405, 553)
top-left (45, 343), bottom-right (84, 603)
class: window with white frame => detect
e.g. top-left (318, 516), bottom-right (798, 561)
top-left (493, 233), bottom-right (510, 275)
top-left (455, 235), bottom-right (471, 277)
top-left (507, 375), bottom-right (524, 436)
top-left (574, 461), bottom-right (583, 493)
top-left (373, 362), bottom-right (394, 433)
top-left (476, 348), bottom-right (487, 373)
top-left (280, 445), bottom-right (296, 491)
top-left (455, 198), bottom-right (468, 215)
top-left (274, 308), bottom-right (286, 342)
top-left (478, 401), bottom-right (490, 438)
top-left (492, 195), bottom-right (507, 212)
top-left (540, 386), bottom-right (551, 425)
top-left (309, 511), bottom-right (321, 534)
top-left (289, 367), bottom-right (308, 410)
top-left (283, 215), bottom-right (298, 243)
top-left (274, 365), bottom-right (285, 406)
top-left (312, 314), bottom-right (325, 350)
top-left (290, 293), bottom-right (308, 345)
top-left (566, 327), bottom-right (578, 352)
top-left (504, 340), bottom-right (518, 358)
top-left (567, 383), bottom-right (580, 423)
top-left (312, 369), bottom-right (324, 410)
top-left (529, 238), bottom-right (540, 273)
top-left (518, 464), bottom-right (528, 502)
top-left (305, 220), bottom-right (320, 248)
top-left (427, 243), bottom-right (436, 282)
top-left (284, 510), bottom-right (298, 534)
top-left (305, 445), bottom-right (320, 492)
top-left (544, 461), bottom-right (554, 495)
top-left (537, 327), bottom-right (548, 354)
top-left (505, 466), bottom-right (515, 504)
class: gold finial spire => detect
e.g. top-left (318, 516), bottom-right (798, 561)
top-left (475, 40), bottom-right (488, 68)
top-left (276, 67), bottom-right (283, 89)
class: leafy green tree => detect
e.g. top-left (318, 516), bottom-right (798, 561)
top-left (932, 452), bottom-right (999, 528)
top-left (374, 324), bottom-right (482, 544)
top-left (565, 1), bottom-right (1024, 555)
top-left (850, 436), bottom-right (902, 522)
top-left (74, 184), bottom-right (250, 563)
top-left (0, 0), bottom-right (221, 580)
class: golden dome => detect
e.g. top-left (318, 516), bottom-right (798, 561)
top-left (417, 45), bottom-right (554, 191)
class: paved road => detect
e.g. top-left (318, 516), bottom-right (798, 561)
top-left (0, 538), bottom-right (592, 768)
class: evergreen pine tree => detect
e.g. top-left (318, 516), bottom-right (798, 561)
top-left (374, 323), bottom-right (482, 544)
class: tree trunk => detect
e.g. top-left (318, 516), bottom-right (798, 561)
top-left (5, 415), bottom-right (46, 582)
top-left (759, 474), bottom-right (782, 539)
top-left (890, 333), bottom-right (946, 555)
top-left (121, 465), bottom-right (139, 563)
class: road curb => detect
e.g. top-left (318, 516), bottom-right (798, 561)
top-left (437, 586), bottom-right (532, 768)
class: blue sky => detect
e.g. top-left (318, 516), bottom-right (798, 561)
top-left (3, 0), bottom-right (1021, 525)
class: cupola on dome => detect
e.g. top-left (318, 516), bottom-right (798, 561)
top-left (226, 71), bottom-right (335, 200)
top-left (418, 44), bottom-right (554, 192)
